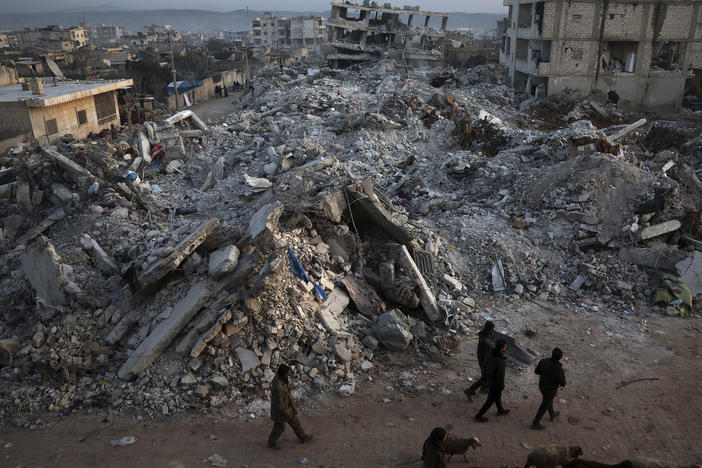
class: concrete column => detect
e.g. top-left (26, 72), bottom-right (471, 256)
top-left (635, 3), bottom-right (652, 76)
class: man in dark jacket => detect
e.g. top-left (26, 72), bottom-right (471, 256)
top-left (422, 427), bottom-right (448, 468)
top-left (531, 347), bottom-right (566, 430)
top-left (474, 339), bottom-right (510, 422)
top-left (464, 321), bottom-right (495, 400)
top-left (268, 364), bottom-right (313, 449)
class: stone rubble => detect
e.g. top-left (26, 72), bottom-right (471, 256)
top-left (0, 59), bottom-right (700, 428)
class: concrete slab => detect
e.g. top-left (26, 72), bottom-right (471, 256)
top-left (118, 280), bottom-right (212, 380)
top-left (248, 201), bottom-right (283, 242)
top-left (676, 251), bottom-right (702, 296)
top-left (639, 220), bottom-right (681, 240)
top-left (397, 245), bottom-right (440, 321)
top-left (22, 236), bottom-right (65, 307)
top-left (236, 347), bottom-right (260, 373)
top-left (317, 288), bottom-right (349, 334)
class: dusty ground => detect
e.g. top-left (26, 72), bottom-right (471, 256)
top-left (3, 299), bottom-right (701, 468)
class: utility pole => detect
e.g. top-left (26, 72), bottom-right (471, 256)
top-left (169, 31), bottom-right (179, 111)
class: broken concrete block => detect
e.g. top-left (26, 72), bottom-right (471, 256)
top-left (639, 220), bottom-right (681, 240)
top-left (341, 274), bottom-right (386, 319)
top-left (235, 347), bottom-right (260, 372)
top-left (140, 219), bottom-right (219, 288)
top-left (676, 251), bottom-right (702, 296)
top-left (111, 207), bottom-right (129, 219)
top-left (118, 281), bottom-right (212, 380)
top-left (22, 236), bottom-right (66, 307)
top-left (619, 245), bottom-right (686, 272)
top-left (210, 373), bottom-right (229, 389)
top-left (181, 373), bottom-right (197, 386)
top-left (317, 288), bottom-right (349, 334)
top-left (334, 343), bottom-right (352, 362)
top-left (249, 201), bottom-right (283, 243)
top-left (79, 234), bottom-right (118, 276)
top-left (224, 316), bottom-right (248, 336)
top-left (51, 183), bottom-right (73, 204)
top-left (44, 147), bottom-right (93, 178)
top-left (373, 309), bottom-right (413, 351)
top-left (245, 173), bottom-right (272, 193)
top-left (443, 274), bottom-right (463, 292)
top-left (317, 191), bottom-right (346, 223)
top-left (208, 245), bottom-right (240, 277)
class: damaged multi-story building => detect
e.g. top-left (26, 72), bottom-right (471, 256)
top-left (499, 0), bottom-right (702, 111)
top-left (326, 1), bottom-right (448, 68)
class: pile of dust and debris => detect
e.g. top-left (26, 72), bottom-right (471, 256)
top-left (1, 59), bottom-right (701, 428)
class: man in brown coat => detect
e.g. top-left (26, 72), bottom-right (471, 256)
top-left (268, 364), bottom-right (313, 449)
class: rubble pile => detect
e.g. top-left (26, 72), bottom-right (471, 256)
top-left (1, 59), bottom-right (701, 428)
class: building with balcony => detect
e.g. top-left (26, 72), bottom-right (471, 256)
top-left (326, 1), bottom-right (448, 68)
top-left (499, 0), bottom-right (702, 111)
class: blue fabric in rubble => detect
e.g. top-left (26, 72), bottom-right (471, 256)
top-left (287, 244), bottom-right (328, 301)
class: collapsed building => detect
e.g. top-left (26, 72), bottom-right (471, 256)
top-left (0, 57), bottom-right (700, 431)
top-left (326, 1), bottom-right (448, 68)
top-left (499, 0), bottom-right (702, 111)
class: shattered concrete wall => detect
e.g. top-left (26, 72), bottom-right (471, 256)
top-left (0, 101), bottom-right (33, 144)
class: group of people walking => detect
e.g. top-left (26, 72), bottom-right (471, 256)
top-left (465, 320), bottom-right (566, 430)
top-left (422, 321), bottom-right (567, 467)
top-left (265, 320), bottom-right (567, 468)
top-left (214, 84), bottom-right (229, 98)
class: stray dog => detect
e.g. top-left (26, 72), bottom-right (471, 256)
top-left (443, 437), bottom-right (481, 462)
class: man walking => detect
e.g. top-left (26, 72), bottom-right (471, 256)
top-left (268, 364), bottom-right (313, 449)
top-left (464, 321), bottom-right (495, 400)
top-left (530, 347), bottom-right (566, 430)
top-left (474, 339), bottom-right (510, 422)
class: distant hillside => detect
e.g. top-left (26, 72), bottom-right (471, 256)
top-left (0, 9), bottom-right (505, 33)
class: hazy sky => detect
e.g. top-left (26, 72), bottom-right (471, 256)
top-left (3, 0), bottom-right (507, 14)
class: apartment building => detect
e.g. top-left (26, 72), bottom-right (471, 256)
top-left (87, 24), bottom-right (125, 46)
top-left (252, 13), bottom-right (326, 48)
top-left (16, 26), bottom-right (88, 51)
top-left (499, 0), bottom-right (702, 111)
top-left (326, 1), bottom-right (448, 68)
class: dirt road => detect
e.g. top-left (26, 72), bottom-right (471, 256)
top-left (189, 92), bottom-right (245, 125)
top-left (2, 301), bottom-right (701, 467)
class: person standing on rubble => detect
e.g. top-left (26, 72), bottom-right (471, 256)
top-left (474, 339), bottom-right (510, 422)
top-left (421, 427), bottom-right (448, 468)
top-left (530, 347), bottom-right (566, 430)
top-left (464, 321), bottom-right (495, 401)
top-left (268, 363), bottom-right (313, 449)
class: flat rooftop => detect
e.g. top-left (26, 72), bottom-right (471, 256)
top-left (0, 79), bottom-right (133, 108)
top-left (330, 1), bottom-right (448, 17)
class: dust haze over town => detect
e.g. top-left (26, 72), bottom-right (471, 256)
top-left (0, 0), bottom-right (701, 467)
